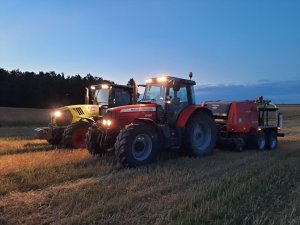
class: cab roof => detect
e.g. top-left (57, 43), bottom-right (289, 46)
top-left (147, 76), bottom-right (196, 86)
top-left (93, 82), bottom-right (133, 90)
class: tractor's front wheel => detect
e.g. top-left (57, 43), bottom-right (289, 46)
top-left (62, 121), bottom-right (90, 148)
top-left (48, 128), bottom-right (63, 145)
top-left (256, 131), bottom-right (266, 151)
top-left (115, 123), bottom-right (159, 167)
top-left (86, 126), bottom-right (105, 155)
top-left (185, 112), bottom-right (216, 156)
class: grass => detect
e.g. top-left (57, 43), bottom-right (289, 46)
top-left (0, 107), bottom-right (50, 126)
top-left (0, 156), bottom-right (114, 195)
top-left (0, 105), bottom-right (299, 225)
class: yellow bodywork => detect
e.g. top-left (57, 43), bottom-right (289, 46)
top-left (51, 104), bottom-right (99, 128)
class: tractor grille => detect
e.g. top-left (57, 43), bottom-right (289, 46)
top-left (74, 107), bottom-right (84, 115)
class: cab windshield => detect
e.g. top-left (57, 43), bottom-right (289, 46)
top-left (93, 86), bottom-right (132, 107)
top-left (109, 87), bottom-right (131, 107)
top-left (143, 84), bottom-right (166, 107)
top-left (94, 89), bottom-right (109, 105)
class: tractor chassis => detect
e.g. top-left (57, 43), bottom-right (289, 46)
top-left (34, 124), bottom-right (64, 144)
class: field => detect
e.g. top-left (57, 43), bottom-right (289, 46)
top-left (0, 106), bottom-right (299, 225)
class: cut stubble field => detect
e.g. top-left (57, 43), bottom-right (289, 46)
top-left (0, 106), bottom-right (299, 225)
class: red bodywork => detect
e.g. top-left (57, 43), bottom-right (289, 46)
top-left (176, 105), bottom-right (210, 128)
top-left (109, 104), bottom-right (212, 129)
top-left (205, 101), bottom-right (259, 133)
top-left (226, 101), bottom-right (258, 133)
top-left (110, 104), bottom-right (157, 129)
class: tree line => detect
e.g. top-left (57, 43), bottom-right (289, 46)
top-left (0, 68), bottom-right (103, 108)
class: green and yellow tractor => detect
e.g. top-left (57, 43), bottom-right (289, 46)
top-left (34, 79), bottom-right (138, 148)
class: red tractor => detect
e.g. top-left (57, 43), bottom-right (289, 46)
top-left (204, 96), bottom-right (284, 151)
top-left (86, 74), bottom-right (217, 167)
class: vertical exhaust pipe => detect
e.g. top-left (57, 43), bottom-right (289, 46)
top-left (85, 87), bottom-right (89, 104)
top-left (127, 78), bottom-right (137, 104)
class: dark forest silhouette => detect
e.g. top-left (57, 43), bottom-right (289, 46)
top-left (0, 68), bottom-right (103, 108)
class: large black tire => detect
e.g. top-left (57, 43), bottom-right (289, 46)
top-left (234, 137), bottom-right (246, 152)
top-left (266, 131), bottom-right (277, 150)
top-left (185, 112), bottom-right (216, 156)
top-left (47, 137), bottom-right (61, 145)
top-left (48, 128), bottom-right (63, 145)
top-left (62, 121), bottom-right (90, 148)
top-left (86, 126), bottom-right (105, 155)
top-left (256, 131), bottom-right (266, 151)
top-left (115, 123), bottom-right (160, 167)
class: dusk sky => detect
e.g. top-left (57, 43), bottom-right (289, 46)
top-left (0, 0), bottom-right (299, 103)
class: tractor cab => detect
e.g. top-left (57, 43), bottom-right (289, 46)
top-left (141, 76), bottom-right (196, 124)
top-left (89, 83), bottom-right (136, 107)
top-left (87, 80), bottom-right (138, 115)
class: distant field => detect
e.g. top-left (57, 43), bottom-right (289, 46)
top-left (0, 107), bottom-right (51, 126)
top-left (0, 105), bottom-right (299, 225)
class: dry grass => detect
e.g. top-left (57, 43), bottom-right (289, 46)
top-left (0, 139), bottom-right (50, 155)
top-left (0, 105), bottom-right (299, 225)
top-left (0, 149), bottom-right (90, 175)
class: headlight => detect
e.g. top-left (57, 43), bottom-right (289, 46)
top-left (101, 84), bottom-right (109, 89)
top-left (157, 76), bottom-right (167, 82)
top-left (102, 119), bottom-right (112, 126)
top-left (54, 111), bottom-right (62, 117)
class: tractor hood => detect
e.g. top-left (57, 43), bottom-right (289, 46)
top-left (103, 104), bottom-right (157, 129)
top-left (51, 104), bottom-right (99, 127)
top-left (54, 104), bottom-right (99, 115)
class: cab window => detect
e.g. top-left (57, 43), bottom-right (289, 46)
top-left (169, 84), bottom-right (188, 106)
top-left (110, 88), bottom-right (131, 106)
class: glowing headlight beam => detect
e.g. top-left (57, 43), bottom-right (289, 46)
top-left (157, 77), bottom-right (167, 82)
top-left (146, 78), bottom-right (153, 83)
top-left (54, 111), bottom-right (62, 117)
top-left (101, 84), bottom-right (109, 89)
top-left (102, 119), bottom-right (112, 126)
top-left (107, 120), bottom-right (112, 126)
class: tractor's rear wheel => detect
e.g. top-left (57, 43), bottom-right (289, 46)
top-left (62, 121), bottom-right (90, 148)
top-left (115, 123), bottom-right (159, 167)
top-left (86, 127), bottom-right (105, 155)
top-left (185, 112), bottom-right (216, 156)
top-left (266, 131), bottom-right (277, 150)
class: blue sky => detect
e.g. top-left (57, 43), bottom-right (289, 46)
top-left (0, 0), bottom-right (299, 103)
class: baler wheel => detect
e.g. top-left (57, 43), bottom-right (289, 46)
top-left (115, 123), bottom-right (159, 167)
top-left (86, 126), bottom-right (105, 155)
top-left (234, 137), bottom-right (246, 152)
top-left (185, 112), bottom-right (216, 156)
top-left (62, 121), bottom-right (90, 148)
top-left (266, 131), bottom-right (277, 150)
top-left (256, 131), bottom-right (266, 151)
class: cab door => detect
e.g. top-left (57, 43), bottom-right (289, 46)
top-left (167, 83), bottom-right (189, 125)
